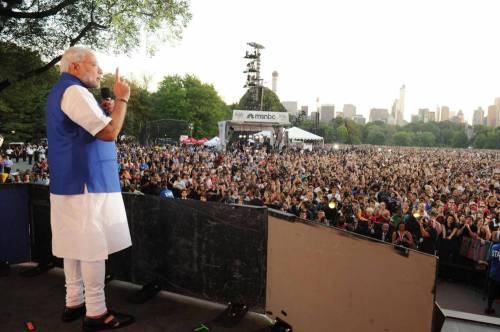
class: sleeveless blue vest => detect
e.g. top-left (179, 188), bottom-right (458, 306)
top-left (45, 73), bottom-right (121, 194)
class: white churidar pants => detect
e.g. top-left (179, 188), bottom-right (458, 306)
top-left (64, 258), bottom-right (107, 317)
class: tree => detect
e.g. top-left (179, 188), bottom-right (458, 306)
top-left (414, 131), bottom-right (436, 147)
top-left (473, 133), bottom-right (487, 149)
top-left (473, 128), bottom-right (500, 149)
top-left (0, 0), bottom-right (192, 91)
top-left (238, 87), bottom-right (286, 112)
top-left (335, 125), bottom-right (349, 143)
top-left (0, 42), bottom-right (59, 142)
top-left (344, 119), bottom-right (362, 144)
top-left (152, 74), bottom-right (230, 137)
top-left (451, 130), bottom-right (468, 148)
top-left (321, 124), bottom-right (335, 143)
top-left (392, 131), bottom-right (413, 146)
top-left (366, 126), bottom-right (386, 145)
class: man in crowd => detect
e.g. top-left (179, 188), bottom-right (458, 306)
top-left (373, 222), bottom-right (392, 243)
top-left (485, 233), bottom-right (500, 315)
top-left (46, 47), bottom-right (133, 330)
top-left (26, 144), bottom-right (34, 165)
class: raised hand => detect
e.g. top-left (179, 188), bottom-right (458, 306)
top-left (113, 68), bottom-right (130, 101)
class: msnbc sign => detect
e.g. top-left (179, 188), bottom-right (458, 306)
top-left (232, 110), bottom-right (289, 124)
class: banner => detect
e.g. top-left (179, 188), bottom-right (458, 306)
top-left (232, 110), bottom-right (289, 124)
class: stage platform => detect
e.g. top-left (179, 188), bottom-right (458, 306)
top-left (0, 264), bottom-right (271, 332)
top-left (435, 279), bottom-right (500, 331)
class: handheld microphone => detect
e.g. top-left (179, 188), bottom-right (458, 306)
top-left (101, 87), bottom-right (112, 100)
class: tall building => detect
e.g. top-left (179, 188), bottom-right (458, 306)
top-left (472, 107), bottom-right (485, 126)
top-left (300, 105), bottom-right (309, 116)
top-left (320, 104), bottom-right (335, 123)
top-left (352, 114), bottom-right (366, 125)
top-left (391, 99), bottom-right (398, 119)
top-left (487, 105), bottom-right (497, 127)
top-left (282, 101), bottom-right (298, 115)
top-left (440, 106), bottom-right (450, 122)
top-left (418, 108), bottom-right (430, 123)
top-left (495, 98), bottom-right (500, 127)
top-left (456, 110), bottom-right (465, 124)
top-left (396, 85), bottom-right (405, 125)
top-left (310, 111), bottom-right (319, 122)
top-left (429, 111), bottom-right (436, 122)
top-left (369, 108), bottom-right (389, 123)
top-left (343, 104), bottom-right (356, 119)
top-left (271, 71), bottom-right (278, 93)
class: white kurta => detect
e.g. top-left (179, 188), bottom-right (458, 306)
top-left (50, 85), bottom-right (132, 261)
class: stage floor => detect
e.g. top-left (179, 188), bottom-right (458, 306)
top-left (0, 265), bottom-right (271, 332)
top-left (4, 264), bottom-right (500, 332)
top-left (436, 279), bottom-right (500, 317)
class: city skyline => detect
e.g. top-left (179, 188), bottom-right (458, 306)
top-left (97, 0), bottom-right (500, 125)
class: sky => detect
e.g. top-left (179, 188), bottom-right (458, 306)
top-left (98, 0), bottom-right (500, 124)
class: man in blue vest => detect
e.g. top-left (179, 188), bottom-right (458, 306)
top-left (485, 235), bottom-right (500, 315)
top-left (46, 47), bottom-right (133, 330)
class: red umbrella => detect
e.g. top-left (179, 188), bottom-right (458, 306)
top-left (180, 137), bottom-right (197, 144)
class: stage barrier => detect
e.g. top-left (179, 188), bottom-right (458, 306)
top-left (1, 184), bottom-right (267, 310)
top-left (266, 210), bottom-right (437, 332)
top-left (0, 184), bottom-right (30, 263)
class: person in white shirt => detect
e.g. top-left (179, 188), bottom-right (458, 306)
top-left (26, 145), bottom-right (34, 164)
top-left (46, 47), bottom-right (133, 330)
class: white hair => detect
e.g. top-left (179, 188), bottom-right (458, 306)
top-left (59, 47), bottom-right (93, 74)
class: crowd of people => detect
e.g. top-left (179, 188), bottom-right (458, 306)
top-left (2, 142), bottom-right (499, 259)
top-left (0, 143), bottom-right (49, 184)
top-left (119, 144), bottom-right (499, 256)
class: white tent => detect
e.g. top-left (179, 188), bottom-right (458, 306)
top-left (203, 136), bottom-right (220, 147)
top-left (254, 130), bottom-right (272, 138)
top-left (285, 127), bottom-right (324, 142)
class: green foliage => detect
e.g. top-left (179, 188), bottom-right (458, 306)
top-left (472, 127), bottom-right (500, 149)
top-left (152, 74), bottom-right (230, 137)
top-left (451, 130), bottom-right (468, 148)
top-left (0, 43), bottom-right (58, 142)
top-left (414, 131), bottom-right (436, 147)
top-left (0, 0), bottom-right (192, 90)
top-left (238, 87), bottom-right (286, 112)
top-left (335, 125), bottom-right (349, 143)
top-left (366, 126), bottom-right (386, 145)
top-left (1, 0), bottom-right (192, 59)
top-left (392, 131), bottom-right (414, 146)
top-left (322, 125), bottom-right (335, 143)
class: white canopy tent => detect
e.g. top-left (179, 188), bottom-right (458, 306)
top-left (285, 127), bottom-right (324, 143)
top-left (203, 136), bottom-right (220, 147)
top-left (254, 130), bottom-right (272, 138)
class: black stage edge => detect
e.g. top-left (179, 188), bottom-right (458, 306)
top-left (0, 265), bottom-right (272, 332)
